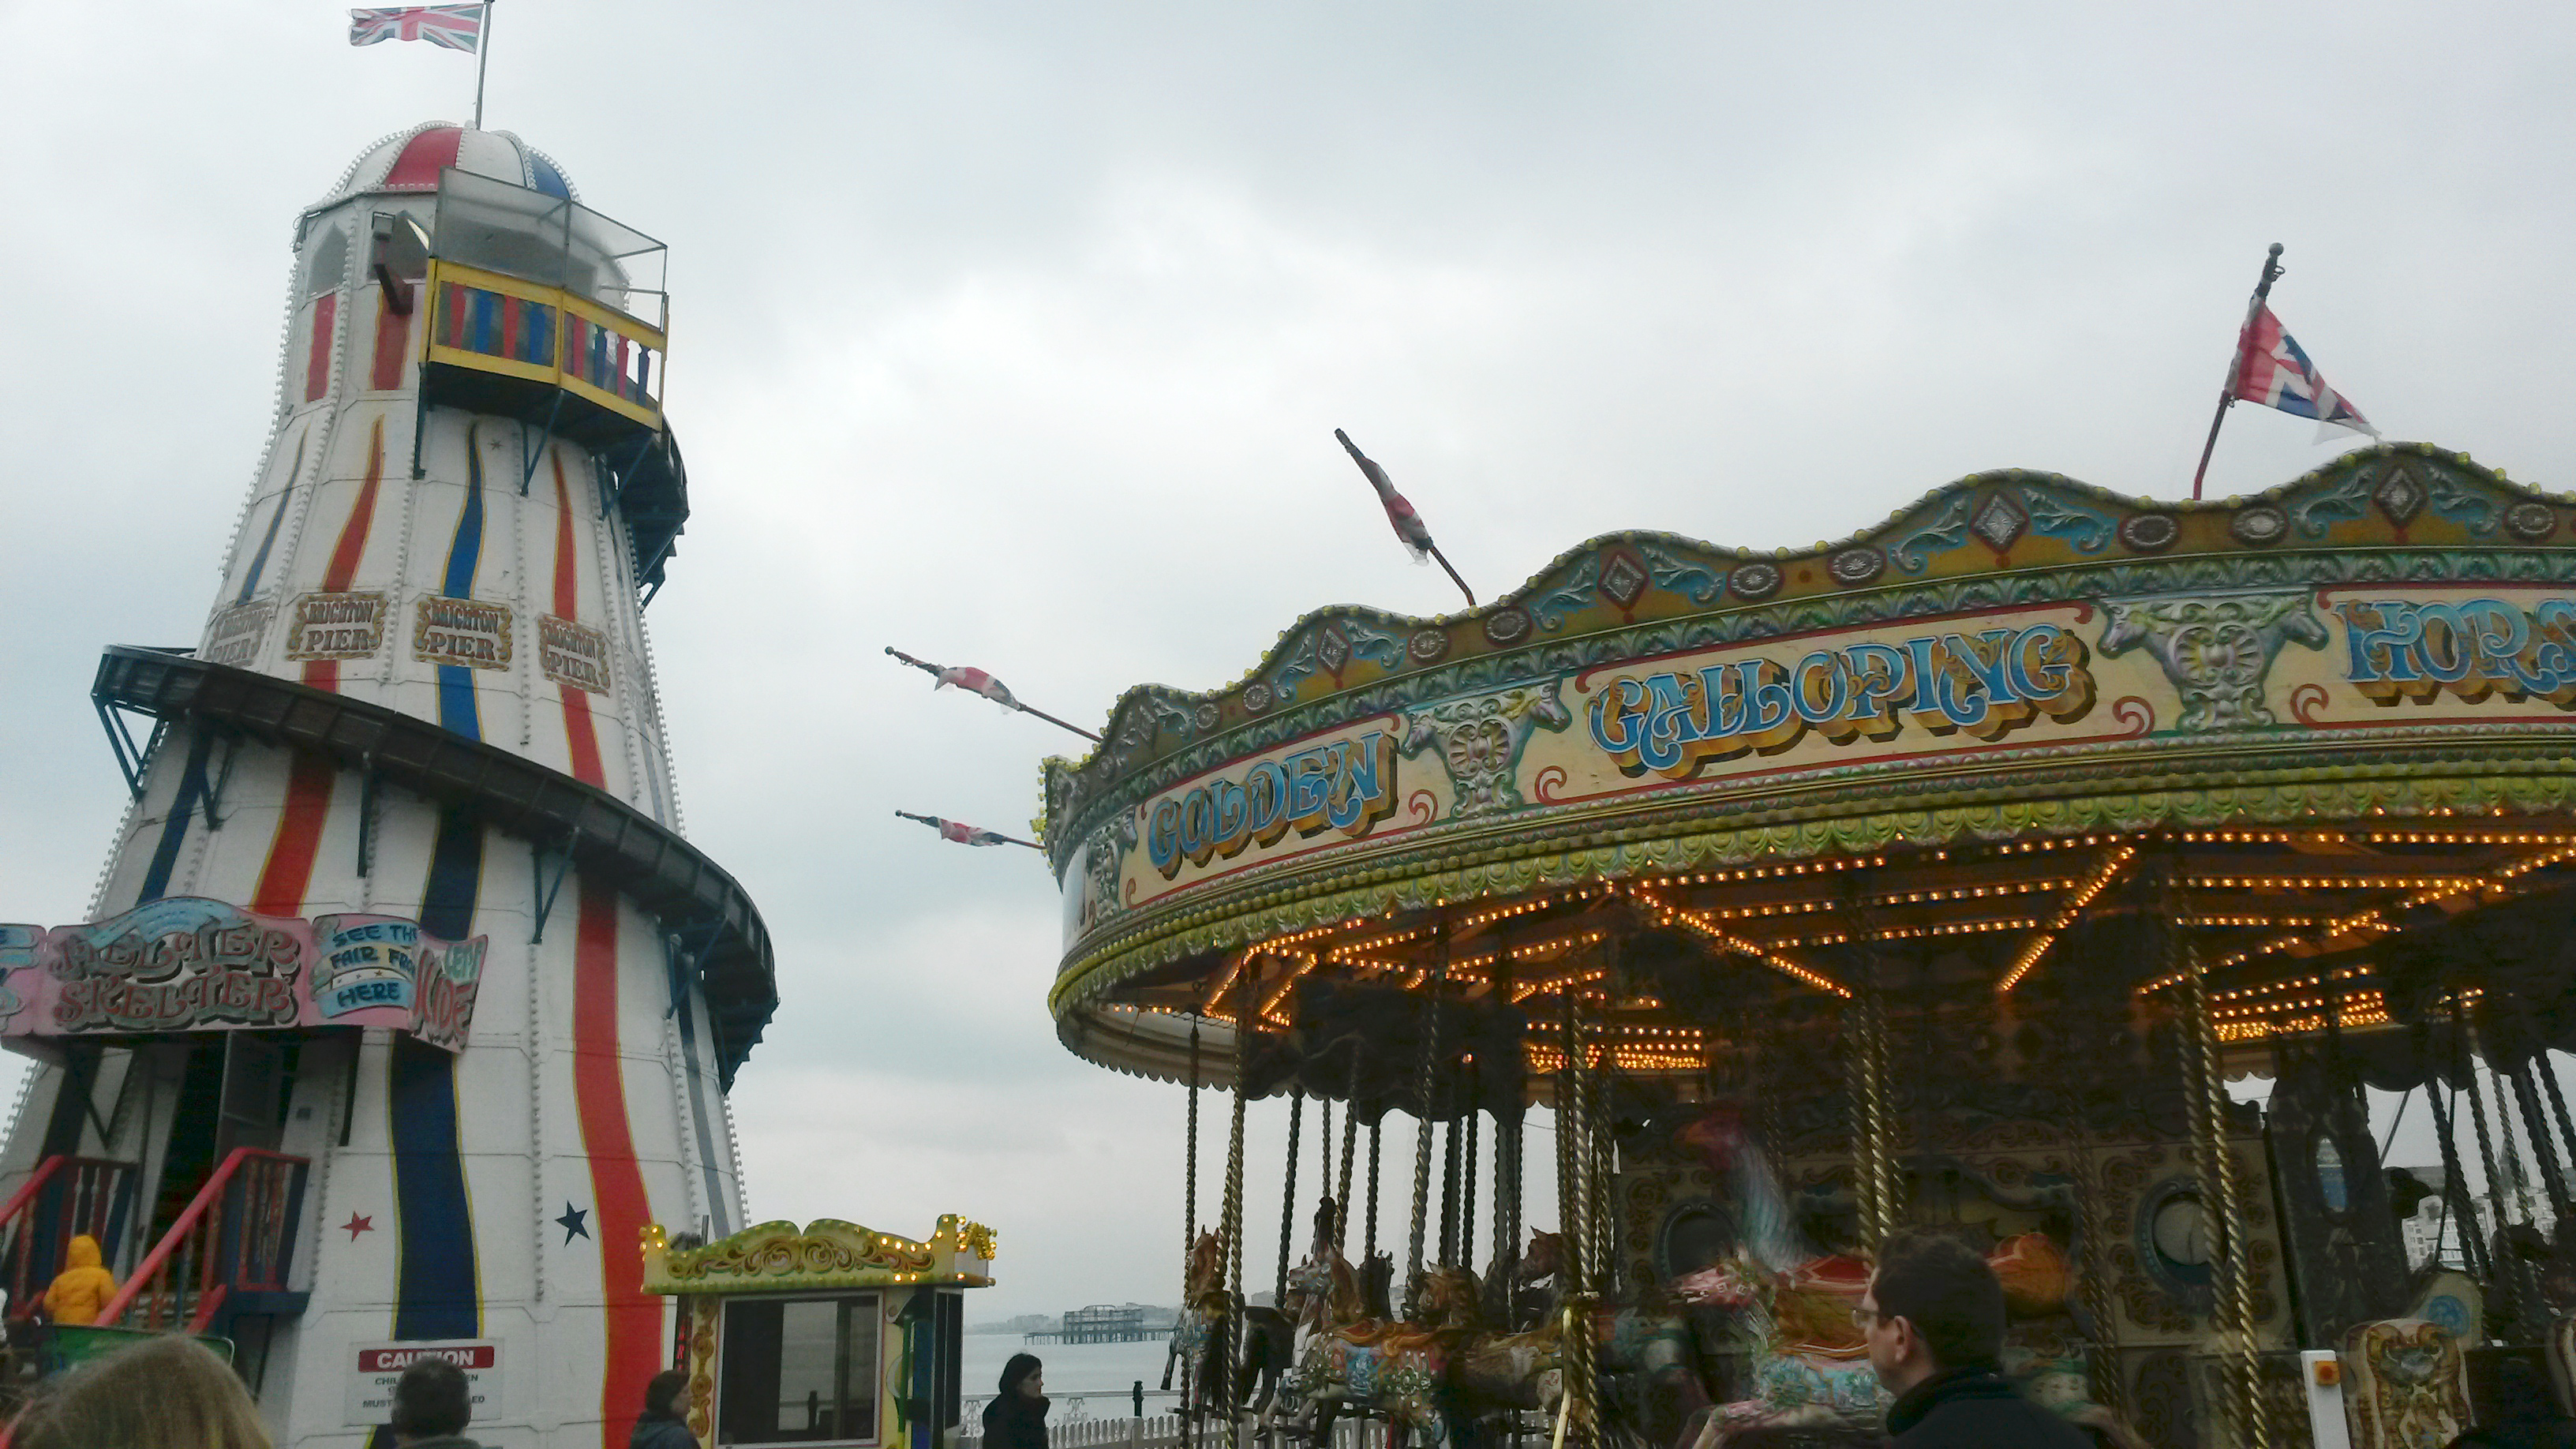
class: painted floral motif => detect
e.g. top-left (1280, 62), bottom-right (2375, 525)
top-left (2428, 473), bottom-right (2502, 535)
top-left (2095, 592), bottom-right (2328, 732)
top-left (1270, 620), bottom-right (1405, 703)
top-left (1637, 541), bottom-right (1726, 604)
top-left (1893, 494), bottom-right (1974, 573)
top-left (2293, 473), bottom-right (2374, 537)
top-left (2021, 486), bottom-right (2116, 552)
top-left (1398, 681), bottom-right (1573, 819)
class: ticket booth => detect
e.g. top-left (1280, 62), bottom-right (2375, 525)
top-left (641, 1216), bottom-right (994, 1449)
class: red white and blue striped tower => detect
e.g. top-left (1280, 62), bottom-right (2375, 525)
top-left (0, 123), bottom-right (772, 1447)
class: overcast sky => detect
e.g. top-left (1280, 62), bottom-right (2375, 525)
top-left (3, 3), bottom-right (2574, 1325)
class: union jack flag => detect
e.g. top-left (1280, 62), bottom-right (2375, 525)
top-left (350, 5), bottom-right (484, 52)
top-left (1338, 429), bottom-right (1438, 561)
top-left (2230, 305), bottom-right (2376, 439)
top-left (934, 665), bottom-right (1020, 710)
top-left (894, 809), bottom-right (1038, 850)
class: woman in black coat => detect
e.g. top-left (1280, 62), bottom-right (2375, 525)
top-left (982, 1354), bottom-right (1049, 1449)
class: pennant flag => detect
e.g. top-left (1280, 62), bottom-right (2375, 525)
top-left (2230, 305), bottom-right (2377, 440)
top-left (883, 647), bottom-right (1101, 742)
top-left (1336, 429), bottom-right (1437, 561)
top-left (894, 810), bottom-right (1040, 850)
top-left (350, 5), bottom-right (484, 51)
top-left (934, 665), bottom-right (1020, 711)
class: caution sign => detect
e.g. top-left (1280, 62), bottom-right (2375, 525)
top-left (346, 1340), bottom-right (502, 1427)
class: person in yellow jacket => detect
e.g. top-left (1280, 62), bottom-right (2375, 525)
top-left (41, 1234), bottom-right (118, 1326)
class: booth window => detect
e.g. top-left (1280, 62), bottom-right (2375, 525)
top-left (718, 1294), bottom-right (882, 1445)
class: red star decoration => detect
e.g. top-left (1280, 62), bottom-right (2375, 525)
top-left (343, 1213), bottom-right (375, 1241)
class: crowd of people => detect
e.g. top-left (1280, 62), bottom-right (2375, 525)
top-left (0, 1232), bottom-right (2200, 1447)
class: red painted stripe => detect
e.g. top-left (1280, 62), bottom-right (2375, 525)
top-left (371, 290), bottom-right (413, 391)
top-left (552, 451), bottom-right (646, 1446)
top-left (571, 878), bottom-right (657, 1449)
top-left (249, 752), bottom-right (337, 915)
top-left (551, 454), bottom-right (606, 784)
top-left (302, 418), bottom-right (388, 693)
top-left (383, 126), bottom-right (463, 191)
top-left (500, 294), bottom-right (520, 362)
top-left (305, 294), bottom-right (337, 402)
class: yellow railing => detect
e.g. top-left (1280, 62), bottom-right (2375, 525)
top-left (421, 257), bottom-right (665, 429)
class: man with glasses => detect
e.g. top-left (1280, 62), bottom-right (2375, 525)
top-left (1852, 1230), bottom-right (2091, 1447)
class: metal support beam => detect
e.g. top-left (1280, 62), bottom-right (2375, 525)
top-left (600, 431), bottom-right (658, 519)
top-left (199, 734), bottom-right (238, 830)
top-left (95, 699), bottom-right (167, 799)
top-left (356, 766), bottom-right (379, 877)
top-left (530, 833), bottom-right (579, 944)
top-left (520, 395), bottom-right (567, 496)
top-left (662, 919), bottom-right (724, 1019)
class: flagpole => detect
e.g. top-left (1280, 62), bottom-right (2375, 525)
top-left (471, 1), bottom-right (493, 129)
top-left (2189, 242), bottom-right (2285, 500)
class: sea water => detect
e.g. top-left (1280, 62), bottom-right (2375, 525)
top-left (960, 1332), bottom-right (1186, 1421)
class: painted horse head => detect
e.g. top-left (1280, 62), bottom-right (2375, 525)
top-left (1185, 1229), bottom-right (1229, 1310)
top-left (1518, 1229), bottom-right (1565, 1286)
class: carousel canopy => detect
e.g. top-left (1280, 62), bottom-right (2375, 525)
top-left (1041, 444), bottom-right (2576, 1095)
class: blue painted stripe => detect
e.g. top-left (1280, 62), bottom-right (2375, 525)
top-left (391, 803), bottom-right (483, 1341)
top-left (234, 431), bottom-right (304, 605)
top-left (135, 732), bottom-right (216, 904)
top-left (435, 429), bottom-right (486, 740)
top-left (470, 290), bottom-right (500, 354)
top-left (528, 151), bottom-right (571, 201)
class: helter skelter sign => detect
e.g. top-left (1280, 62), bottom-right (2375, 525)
top-left (0, 896), bottom-right (484, 1051)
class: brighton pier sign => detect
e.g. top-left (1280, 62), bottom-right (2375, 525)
top-left (0, 897), bottom-right (485, 1051)
top-left (1066, 585), bottom-right (2576, 939)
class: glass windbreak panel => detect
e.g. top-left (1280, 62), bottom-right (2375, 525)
top-left (717, 1294), bottom-right (881, 1446)
top-left (433, 167), bottom-right (575, 290)
top-left (432, 169), bottom-right (667, 330)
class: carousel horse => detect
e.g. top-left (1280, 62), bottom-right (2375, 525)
top-left (1283, 1262), bottom-right (1484, 1445)
top-left (1481, 1227), bottom-right (1563, 1332)
top-left (1166, 1230), bottom-right (1232, 1416)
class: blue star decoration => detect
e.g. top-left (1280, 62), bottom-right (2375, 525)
top-left (556, 1203), bottom-right (590, 1244)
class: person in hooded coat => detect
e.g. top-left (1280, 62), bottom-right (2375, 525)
top-left (41, 1235), bottom-right (117, 1327)
top-left (631, 1368), bottom-right (695, 1449)
top-left (982, 1354), bottom-right (1048, 1449)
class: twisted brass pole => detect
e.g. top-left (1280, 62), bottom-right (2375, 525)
top-left (1220, 995), bottom-right (1251, 1449)
top-left (2174, 874), bottom-right (2263, 1447)
top-left (1556, 985), bottom-right (1595, 1449)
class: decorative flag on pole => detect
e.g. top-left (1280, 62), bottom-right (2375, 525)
top-left (2230, 305), bottom-right (2378, 442)
top-left (349, 5), bottom-right (485, 51)
top-left (883, 648), bottom-right (1102, 743)
top-left (1334, 429), bottom-right (1476, 607)
top-left (2189, 244), bottom-right (2382, 500)
top-left (894, 810), bottom-right (1041, 851)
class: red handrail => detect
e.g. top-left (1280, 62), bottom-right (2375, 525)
top-left (0, 1155), bottom-right (134, 1321)
top-left (95, 1147), bottom-right (302, 1329)
top-left (0, 1157), bottom-right (72, 1239)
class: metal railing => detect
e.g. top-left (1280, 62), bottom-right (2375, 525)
top-left (0, 1156), bottom-right (135, 1319)
top-left (97, 1148), bottom-right (309, 1334)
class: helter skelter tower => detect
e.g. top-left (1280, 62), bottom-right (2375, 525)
top-left (0, 123), bottom-right (775, 1447)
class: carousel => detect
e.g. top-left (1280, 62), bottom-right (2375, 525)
top-left (1034, 444), bottom-right (2576, 1449)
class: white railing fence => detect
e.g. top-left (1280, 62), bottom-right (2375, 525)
top-left (959, 1415), bottom-right (1390, 1449)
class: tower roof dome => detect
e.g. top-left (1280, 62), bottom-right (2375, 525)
top-left (308, 122), bottom-right (578, 215)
